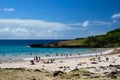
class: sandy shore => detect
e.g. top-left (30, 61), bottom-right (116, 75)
top-left (0, 48), bottom-right (120, 74)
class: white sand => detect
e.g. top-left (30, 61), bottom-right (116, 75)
top-left (0, 48), bottom-right (120, 73)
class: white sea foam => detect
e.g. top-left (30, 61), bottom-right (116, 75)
top-left (23, 58), bottom-right (34, 61)
top-left (81, 49), bottom-right (113, 56)
top-left (23, 49), bottom-right (114, 61)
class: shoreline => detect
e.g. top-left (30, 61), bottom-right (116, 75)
top-left (22, 48), bottom-right (114, 61)
top-left (0, 48), bottom-right (120, 74)
top-left (0, 48), bottom-right (110, 60)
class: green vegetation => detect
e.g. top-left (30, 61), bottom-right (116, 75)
top-left (56, 38), bottom-right (87, 47)
top-left (56, 28), bottom-right (120, 48)
top-left (84, 28), bottom-right (120, 47)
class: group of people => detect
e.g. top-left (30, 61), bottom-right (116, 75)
top-left (34, 56), bottom-right (41, 62)
top-left (92, 53), bottom-right (117, 64)
top-left (30, 56), bottom-right (41, 65)
top-left (30, 56), bottom-right (56, 65)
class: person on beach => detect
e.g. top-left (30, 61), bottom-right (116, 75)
top-left (34, 56), bottom-right (36, 61)
top-left (106, 57), bottom-right (109, 62)
top-left (36, 56), bottom-right (38, 61)
top-left (30, 60), bottom-right (35, 65)
top-left (101, 52), bottom-right (103, 56)
top-left (95, 54), bottom-right (98, 58)
top-left (34, 56), bottom-right (39, 62)
top-left (112, 57), bottom-right (115, 63)
top-left (61, 54), bottom-right (63, 56)
top-left (39, 56), bottom-right (41, 61)
top-left (66, 54), bottom-right (68, 58)
top-left (56, 53), bottom-right (58, 56)
top-left (78, 53), bottom-right (81, 56)
top-left (98, 56), bottom-right (101, 62)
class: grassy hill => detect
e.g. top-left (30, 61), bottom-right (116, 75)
top-left (30, 28), bottom-right (120, 48)
top-left (55, 28), bottom-right (120, 48)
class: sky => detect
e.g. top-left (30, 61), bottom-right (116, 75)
top-left (0, 0), bottom-right (120, 39)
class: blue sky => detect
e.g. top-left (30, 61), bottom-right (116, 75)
top-left (0, 0), bottom-right (120, 39)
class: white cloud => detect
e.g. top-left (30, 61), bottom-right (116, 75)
top-left (0, 19), bottom-right (70, 39)
top-left (111, 12), bottom-right (120, 19)
top-left (70, 23), bottom-right (82, 26)
top-left (113, 20), bottom-right (117, 23)
top-left (71, 20), bottom-right (112, 27)
top-left (82, 21), bottom-right (89, 27)
top-left (37, 30), bottom-right (58, 38)
top-left (0, 27), bottom-right (10, 33)
top-left (91, 21), bottom-right (112, 26)
top-left (3, 8), bottom-right (15, 12)
top-left (0, 19), bottom-right (69, 30)
top-left (0, 27), bottom-right (30, 38)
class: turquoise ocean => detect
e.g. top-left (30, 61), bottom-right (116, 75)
top-left (0, 40), bottom-right (109, 60)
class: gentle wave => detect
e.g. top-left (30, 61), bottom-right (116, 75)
top-left (23, 49), bottom-right (113, 61)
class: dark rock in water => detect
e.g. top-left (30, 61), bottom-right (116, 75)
top-left (34, 69), bottom-right (41, 72)
top-left (53, 71), bottom-right (64, 77)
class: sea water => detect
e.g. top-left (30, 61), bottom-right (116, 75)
top-left (0, 40), bottom-right (109, 60)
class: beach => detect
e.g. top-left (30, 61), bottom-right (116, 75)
top-left (0, 48), bottom-right (119, 73)
top-left (0, 48), bottom-right (120, 80)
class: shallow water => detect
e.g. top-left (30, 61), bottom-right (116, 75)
top-left (0, 40), bottom-right (109, 60)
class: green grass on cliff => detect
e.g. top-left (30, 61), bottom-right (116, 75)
top-left (55, 28), bottom-right (120, 48)
top-left (57, 38), bottom-right (86, 47)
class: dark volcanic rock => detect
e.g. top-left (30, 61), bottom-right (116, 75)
top-left (53, 71), bottom-right (64, 77)
top-left (4, 68), bottom-right (25, 71)
top-left (72, 73), bottom-right (80, 77)
top-left (34, 69), bottom-right (41, 72)
top-left (71, 69), bottom-right (79, 72)
top-left (31, 77), bottom-right (36, 80)
top-left (105, 71), bottom-right (117, 79)
top-left (83, 73), bottom-right (91, 76)
top-left (14, 68), bottom-right (25, 71)
top-left (109, 65), bottom-right (120, 69)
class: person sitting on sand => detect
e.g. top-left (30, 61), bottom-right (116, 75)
top-left (98, 56), bottom-right (101, 62)
top-left (111, 57), bottom-right (115, 63)
top-left (30, 60), bottom-right (35, 65)
top-left (34, 56), bottom-right (39, 62)
top-left (106, 57), bottom-right (109, 62)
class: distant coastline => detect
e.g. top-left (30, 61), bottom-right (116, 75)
top-left (29, 28), bottom-right (120, 48)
